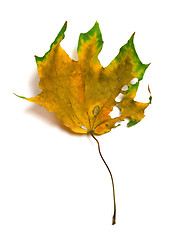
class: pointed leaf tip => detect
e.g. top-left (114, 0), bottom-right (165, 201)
top-left (128, 32), bottom-right (135, 44)
top-left (127, 119), bottom-right (139, 127)
top-left (13, 93), bottom-right (26, 99)
top-left (130, 32), bottom-right (135, 41)
top-left (77, 21), bottom-right (103, 55)
top-left (35, 22), bottom-right (67, 65)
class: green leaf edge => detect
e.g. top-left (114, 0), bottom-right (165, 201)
top-left (35, 21), bottom-right (67, 65)
top-left (149, 95), bottom-right (152, 104)
top-left (126, 81), bottom-right (139, 94)
top-left (77, 21), bottom-right (103, 54)
top-left (127, 119), bottom-right (139, 127)
top-left (114, 33), bottom-right (149, 81)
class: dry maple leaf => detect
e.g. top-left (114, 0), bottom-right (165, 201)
top-left (15, 21), bottom-right (151, 225)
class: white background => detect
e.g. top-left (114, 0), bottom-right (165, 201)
top-left (0, 0), bottom-right (180, 239)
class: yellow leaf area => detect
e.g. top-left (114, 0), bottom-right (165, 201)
top-left (20, 22), bottom-right (151, 135)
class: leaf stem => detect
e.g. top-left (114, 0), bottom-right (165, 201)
top-left (90, 132), bottom-right (116, 225)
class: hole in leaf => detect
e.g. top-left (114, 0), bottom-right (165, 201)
top-left (115, 93), bottom-right (124, 102)
top-left (81, 125), bottom-right (88, 130)
top-left (130, 78), bottom-right (138, 85)
top-left (109, 106), bottom-right (120, 118)
top-left (121, 85), bottom-right (128, 91)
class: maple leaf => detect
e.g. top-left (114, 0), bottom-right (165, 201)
top-left (16, 21), bottom-right (150, 135)
top-left (15, 21), bottom-right (151, 225)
